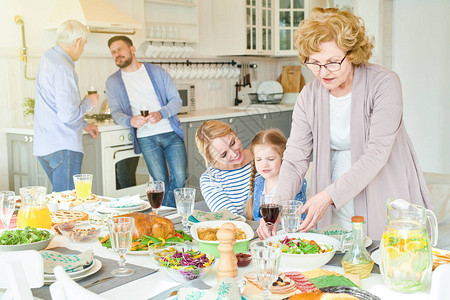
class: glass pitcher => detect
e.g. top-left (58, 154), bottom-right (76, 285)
top-left (380, 199), bottom-right (438, 293)
top-left (17, 186), bottom-right (52, 229)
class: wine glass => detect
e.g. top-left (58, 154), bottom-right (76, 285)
top-left (73, 174), bottom-right (93, 210)
top-left (146, 181), bottom-right (165, 214)
top-left (260, 195), bottom-right (280, 235)
top-left (140, 104), bottom-right (150, 117)
top-left (0, 191), bottom-right (16, 230)
top-left (88, 85), bottom-right (97, 95)
top-left (174, 187), bottom-right (196, 233)
top-left (250, 241), bottom-right (282, 300)
top-left (107, 217), bottom-right (135, 277)
top-left (279, 200), bottom-right (303, 233)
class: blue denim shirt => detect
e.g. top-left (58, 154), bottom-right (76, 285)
top-left (106, 63), bottom-right (184, 154)
top-left (33, 45), bottom-right (91, 156)
top-left (252, 176), bottom-right (307, 221)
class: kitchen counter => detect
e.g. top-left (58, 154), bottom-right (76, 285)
top-left (4, 104), bottom-right (294, 135)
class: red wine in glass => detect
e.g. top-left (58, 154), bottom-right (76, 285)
top-left (147, 190), bottom-right (164, 212)
top-left (260, 204), bottom-right (280, 225)
top-left (141, 110), bottom-right (149, 117)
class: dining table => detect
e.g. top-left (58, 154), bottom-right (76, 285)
top-left (26, 204), bottom-right (437, 300)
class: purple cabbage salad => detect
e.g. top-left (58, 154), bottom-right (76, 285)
top-left (158, 248), bottom-right (215, 271)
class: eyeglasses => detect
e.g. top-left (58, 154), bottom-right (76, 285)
top-left (304, 54), bottom-right (347, 72)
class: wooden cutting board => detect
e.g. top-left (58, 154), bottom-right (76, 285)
top-left (277, 65), bottom-right (305, 93)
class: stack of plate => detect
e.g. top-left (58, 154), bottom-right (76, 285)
top-left (93, 197), bottom-right (150, 214)
top-left (43, 258), bottom-right (102, 285)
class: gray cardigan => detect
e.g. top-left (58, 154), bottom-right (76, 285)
top-left (277, 63), bottom-right (432, 240)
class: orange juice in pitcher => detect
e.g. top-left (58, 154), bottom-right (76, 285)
top-left (17, 186), bottom-right (52, 229)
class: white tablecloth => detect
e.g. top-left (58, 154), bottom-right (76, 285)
top-left (45, 207), bottom-right (434, 300)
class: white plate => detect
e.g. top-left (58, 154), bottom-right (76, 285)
top-left (44, 258), bottom-right (102, 285)
top-left (94, 201), bottom-right (150, 214)
top-left (371, 249), bottom-right (380, 265)
top-left (44, 258), bottom-right (95, 279)
top-left (257, 81), bottom-right (283, 100)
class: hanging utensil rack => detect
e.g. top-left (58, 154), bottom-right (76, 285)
top-left (143, 59), bottom-right (257, 69)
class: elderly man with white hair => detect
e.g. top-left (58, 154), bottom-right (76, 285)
top-left (33, 20), bottom-right (99, 192)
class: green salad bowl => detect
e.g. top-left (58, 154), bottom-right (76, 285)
top-left (190, 220), bottom-right (254, 258)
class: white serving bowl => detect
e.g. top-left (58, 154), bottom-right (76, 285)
top-left (265, 232), bottom-right (340, 271)
top-left (0, 227), bottom-right (56, 251)
top-left (190, 220), bottom-right (254, 258)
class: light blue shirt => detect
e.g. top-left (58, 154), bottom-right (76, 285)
top-left (33, 45), bottom-right (91, 156)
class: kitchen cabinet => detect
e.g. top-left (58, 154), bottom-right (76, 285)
top-left (7, 133), bottom-right (102, 194)
top-left (211, 0), bottom-right (273, 56)
top-left (144, 0), bottom-right (199, 44)
top-left (7, 134), bottom-right (52, 193)
top-left (212, 0), bottom-right (327, 56)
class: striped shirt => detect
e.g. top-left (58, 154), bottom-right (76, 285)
top-left (199, 163), bottom-right (252, 216)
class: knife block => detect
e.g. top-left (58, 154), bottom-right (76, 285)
top-left (217, 223), bottom-right (238, 282)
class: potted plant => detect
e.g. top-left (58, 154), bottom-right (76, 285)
top-left (23, 97), bottom-right (35, 117)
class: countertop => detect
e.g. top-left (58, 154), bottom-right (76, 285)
top-left (4, 104), bottom-right (294, 135)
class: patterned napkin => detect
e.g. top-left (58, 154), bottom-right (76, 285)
top-left (100, 194), bottom-right (145, 208)
top-left (178, 277), bottom-right (242, 300)
top-left (40, 249), bottom-right (94, 274)
top-left (192, 208), bottom-right (242, 222)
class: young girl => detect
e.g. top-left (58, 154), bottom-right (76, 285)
top-left (245, 129), bottom-right (307, 221)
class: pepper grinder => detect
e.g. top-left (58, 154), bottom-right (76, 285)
top-left (217, 223), bottom-right (238, 282)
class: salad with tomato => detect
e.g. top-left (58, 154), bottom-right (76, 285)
top-left (99, 230), bottom-right (192, 251)
top-left (269, 236), bottom-right (333, 254)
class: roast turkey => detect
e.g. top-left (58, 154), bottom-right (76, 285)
top-left (115, 212), bottom-right (175, 240)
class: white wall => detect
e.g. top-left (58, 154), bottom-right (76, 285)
top-left (392, 0), bottom-right (450, 173)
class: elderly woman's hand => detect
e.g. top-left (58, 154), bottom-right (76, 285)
top-left (256, 217), bottom-right (279, 240)
top-left (298, 191), bottom-right (333, 232)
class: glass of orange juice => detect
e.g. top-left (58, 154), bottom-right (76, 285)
top-left (73, 174), bottom-right (93, 210)
top-left (17, 186), bottom-right (52, 229)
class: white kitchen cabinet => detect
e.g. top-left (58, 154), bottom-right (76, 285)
top-left (274, 0), bottom-right (328, 56)
top-left (7, 133), bottom-right (102, 195)
top-left (144, 0), bottom-right (199, 44)
top-left (211, 0), bottom-right (274, 56)
top-left (211, 0), bottom-right (328, 56)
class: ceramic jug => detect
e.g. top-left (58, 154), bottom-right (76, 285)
top-left (380, 198), bottom-right (438, 293)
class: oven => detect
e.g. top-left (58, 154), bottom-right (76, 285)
top-left (101, 129), bottom-right (150, 198)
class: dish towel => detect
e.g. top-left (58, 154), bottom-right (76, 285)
top-left (178, 277), bottom-right (242, 300)
top-left (192, 208), bottom-right (242, 222)
top-left (100, 194), bottom-right (145, 208)
top-left (40, 249), bottom-right (94, 274)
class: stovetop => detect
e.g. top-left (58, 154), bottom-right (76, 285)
top-left (85, 114), bottom-right (112, 122)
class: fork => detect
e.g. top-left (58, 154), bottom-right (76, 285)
top-left (83, 276), bottom-right (114, 288)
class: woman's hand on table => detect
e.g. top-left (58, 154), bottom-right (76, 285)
top-left (298, 190), bottom-right (333, 232)
top-left (256, 216), bottom-right (280, 240)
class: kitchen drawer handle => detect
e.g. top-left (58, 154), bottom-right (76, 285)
top-left (229, 118), bottom-right (233, 123)
top-left (113, 148), bottom-right (135, 159)
top-left (189, 123), bottom-right (193, 128)
top-left (263, 114), bottom-right (268, 119)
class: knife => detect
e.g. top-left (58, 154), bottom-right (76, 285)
top-left (147, 278), bottom-right (211, 300)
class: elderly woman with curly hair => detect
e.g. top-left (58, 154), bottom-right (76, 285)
top-left (257, 8), bottom-right (432, 240)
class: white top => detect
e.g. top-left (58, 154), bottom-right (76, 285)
top-left (329, 92), bottom-right (353, 230)
top-left (121, 64), bottom-right (172, 138)
top-left (199, 163), bottom-right (252, 216)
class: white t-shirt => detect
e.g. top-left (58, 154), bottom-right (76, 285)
top-left (329, 92), bottom-right (353, 230)
top-left (121, 64), bottom-right (173, 138)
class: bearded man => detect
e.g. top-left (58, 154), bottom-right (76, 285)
top-left (105, 36), bottom-right (186, 208)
